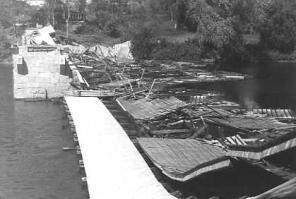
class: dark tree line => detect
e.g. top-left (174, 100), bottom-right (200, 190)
top-left (1, 0), bottom-right (296, 63)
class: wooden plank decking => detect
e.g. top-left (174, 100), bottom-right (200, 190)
top-left (65, 97), bottom-right (175, 199)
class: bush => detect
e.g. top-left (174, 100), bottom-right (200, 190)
top-left (103, 19), bottom-right (121, 38)
top-left (131, 28), bottom-right (156, 60)
top-left (151, 39), bottom-right (202, 61)
top-left (74, 23), bottom-right (99, 34)
top-left (131, 27), bottom-right (203, 61)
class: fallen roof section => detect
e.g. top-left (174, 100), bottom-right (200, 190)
top-left (137, 138), bottom-right (231, 182)
top-left (65, 97), bottom-right (175, 199)
top-left (206, 115), bottom-right (294, 131)
top-left (235, 108), bottom-right (296, 120)
top-left (224, 128), bottom-right (296, 160)
top-left (117, 96), bottom-right (187, 120)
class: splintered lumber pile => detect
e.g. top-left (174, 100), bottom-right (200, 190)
top-left (248, 177), bottom-right (296, 199)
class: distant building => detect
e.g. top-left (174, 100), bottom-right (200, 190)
top-left (20, 0), bottom-right (46, 7)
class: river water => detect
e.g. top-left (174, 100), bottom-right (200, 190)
top-left (217, 62), bottom-right (296, 110)
top-left (1, 61), bottom-right (296, 198)
top-left (0, 64), bottom-right (86, 199)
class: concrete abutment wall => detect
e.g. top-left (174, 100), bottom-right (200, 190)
top-left (13, 46), bottom-right (73, 99)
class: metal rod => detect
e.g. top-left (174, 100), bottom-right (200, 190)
top-left (138, 68), bottom-right (145, 88)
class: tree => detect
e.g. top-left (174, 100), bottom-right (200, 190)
top-left (260, 0), bottom-right (296, 53)
top-left (187, 0), bottom-right (235, 49)
top-left (0, 0), bottom-right (33, 28)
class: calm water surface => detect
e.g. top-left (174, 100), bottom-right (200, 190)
top-left (218, 62), bottom-right (296, 110)
top-left (0, 64), bottom-right (86, 199)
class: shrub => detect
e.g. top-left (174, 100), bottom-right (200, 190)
top-left (131, 28), bottom-right (156, 60)
top-left (151, 40), bottom-right (202, 61)
top-left (103, 19), bottom-right (121, 38)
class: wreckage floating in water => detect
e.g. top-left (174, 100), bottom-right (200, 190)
top-left (248, 177), bottom-right (296, 199)
top-left (117, 96), bottom-right (187, 120)
top-left (234, 108), bottom-right (296, 120)
top-left (182, 106), bottom-right (232, 119)
top-left (98, 78), bottom-right (139, 89)
top-left (223, 128), bottom-right (296, 160)
top-left (64, 89), bottom-right (119, 98)
top-left (137, 138), bottom-right (231, 182)
top-left (206, 115), bottom-right (294, 131)
top-left (165, 70), bottom-right (248, 85)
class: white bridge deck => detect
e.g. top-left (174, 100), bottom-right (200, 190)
top-left (65, 97), bottom-right (175, 199)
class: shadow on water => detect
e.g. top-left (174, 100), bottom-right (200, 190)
top-left (0, 64), bottom-right (86, 199)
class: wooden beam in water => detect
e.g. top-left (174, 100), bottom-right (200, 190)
top-left (150, 129), bottom-right (191, 135)
top-left (253, 160), bottom-right (296, 181)
top-left (249, 177), bottom-right (296, 199)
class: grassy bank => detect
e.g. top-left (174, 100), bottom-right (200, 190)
top-left (267, 50), bottom-right (296, 63)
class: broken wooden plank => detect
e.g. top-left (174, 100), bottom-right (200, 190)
top-left (150, 129), bottom-right (191, 135)
top-left (248, 177), bottom-right (296, 199)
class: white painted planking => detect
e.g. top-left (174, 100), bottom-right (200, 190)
top-left (65, 97), bottom-right (175, 199)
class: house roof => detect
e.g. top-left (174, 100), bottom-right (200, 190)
top-left (117, 96), bottom-right (187, 120)
top-left (137, 138), bottom-right (231, 181)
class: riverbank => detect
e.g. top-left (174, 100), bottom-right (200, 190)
top-left (0, 56), bottom-right (12, 65)
top-left (267, 50), bottom-right (296, 63)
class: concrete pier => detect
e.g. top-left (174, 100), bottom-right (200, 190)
top-left (13, 46), bottom-right (73, 99)
top-left (65, 97), bottom-right (175, 199)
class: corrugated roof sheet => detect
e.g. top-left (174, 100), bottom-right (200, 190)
top-left (207, 116), bottom-right (294, 130)
top-left (117, 96), bottom-right (187, 120)
top-left (137, 138), bottom-right (231, 181)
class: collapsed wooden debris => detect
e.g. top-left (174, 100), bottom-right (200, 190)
top-left (223, 128), bottom-right (296, 160)
top-left (62, 41), bottom-right (296, 198)
top-left (233, 108), bottom-right (296, 121)
top-left (206, 115), bottom-right (293, 131)
top-left (165, 70), bottom-right (249, 85)
top-left (98, 78), bottom-right (139, 89)
top-left (64, 89), bottom-right (119, 98)
top-left (137, 138), bottom-right (231, 182)
top-left (117, 96), bottom-right (187, 120)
